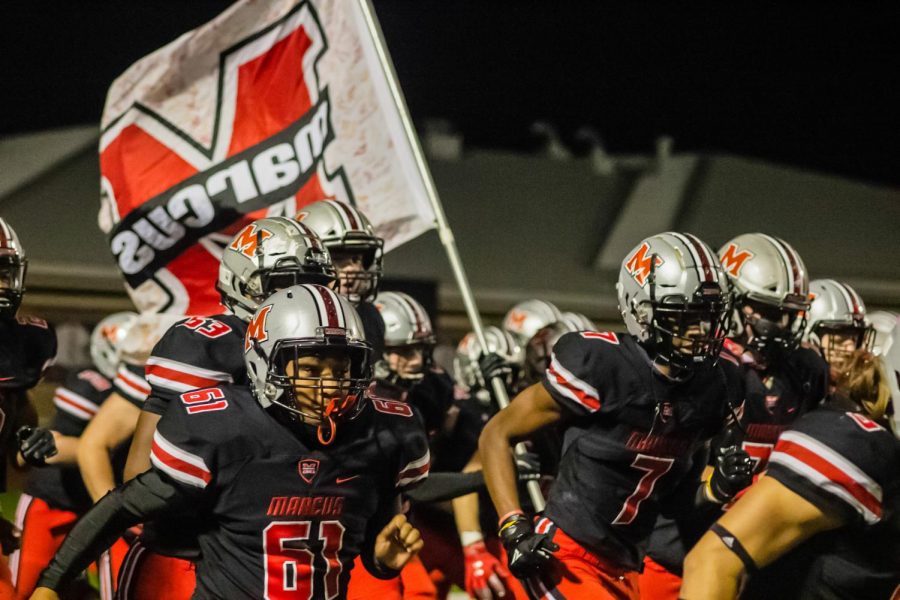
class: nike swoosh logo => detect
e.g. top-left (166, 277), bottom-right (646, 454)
top-left (336, 475), bottom-right (359, 484)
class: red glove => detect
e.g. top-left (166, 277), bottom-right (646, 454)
top-left (464, 540), bottom-right (510, 600)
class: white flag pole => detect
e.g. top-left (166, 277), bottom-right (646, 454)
top-left (357, 0), bottom-right (545, 511)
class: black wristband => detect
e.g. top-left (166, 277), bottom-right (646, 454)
top-left (709, 522), bottom-right (758, 576)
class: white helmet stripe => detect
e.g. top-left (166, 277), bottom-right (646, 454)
top-left (683, 232), bottom-right (719, 283)
top-left (669, 232), bottom-right (710, 283)
top-left (758, 233), bottom-right (795, 294)
top-left (303, 285), bottom-right (343, 328)
top-left (325, 200), bottom-right (353, 231)
top-left (397, 293), bottom-right (427, 337)
top-left (779, 238), bottom-right (806, 295)
top-left (835, 280), bottom-right (862, 317)
top-left (327, 199), bottom-right (362, 231)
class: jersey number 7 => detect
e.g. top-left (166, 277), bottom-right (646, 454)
top-left (612, 454), bottom-right (674, 525)
top-left (264, 520), bottom-right (345, 600)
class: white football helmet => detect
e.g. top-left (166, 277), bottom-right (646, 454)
top-left (560, 311), bottom-right (597, 332)
top-left (218, 217), bottom-right (335, 322)
top-left (804, 280), bottom-right (873, 369)
top-left (376, 292), bottom-right (436, 348)
top-left (90, 312), bottom-right (139, 379)
top-left (502, 299), bottom-right (563, 345)
top-left (244, 284), bottom-right (371, 445)
top-left (454, 326), bottom-right (524, 392)
top-left (0, 218), bottom-right (27, 318)
top-left (617, 232), bottom-right (731, 373)
top-left (296, 200), bottom-right (384, 304)
top-left (718, 233), bottom-right (810, 355)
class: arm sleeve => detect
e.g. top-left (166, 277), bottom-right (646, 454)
top-left (36, 470), bottom-right (189, 590)
top-left (766, 411), bottom-right (893, 527)
top-left (541, 332), bottom-right (605, 416)
top-left (113, 363), bottom-right (151, 408)
top-left (143, 319), bottom-right (239, 415)
top-left (404, 471), bottom-right (484, 503)
top-left (395, 415), bottom-right (431, 493)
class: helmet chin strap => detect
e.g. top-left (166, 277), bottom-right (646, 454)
top-left (317, 398), bottom-right (338, 445)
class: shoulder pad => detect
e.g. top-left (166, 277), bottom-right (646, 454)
top-left (366, 399), bottom-right (430, 490)
top-left (542, 331), bottom-right (630, 415)
top-left (145, 314), bottom-right (245, 397)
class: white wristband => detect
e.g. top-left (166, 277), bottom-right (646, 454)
top-left (460, 530), bottom-right (484, 547)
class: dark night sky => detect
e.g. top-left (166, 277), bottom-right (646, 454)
top-left (2, 1), bottom-right (899, 185)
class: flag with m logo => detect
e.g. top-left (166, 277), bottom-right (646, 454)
top-left (99, 0), bottom-right (435, 315)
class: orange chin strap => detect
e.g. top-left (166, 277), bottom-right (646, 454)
top-left (317, 398), bottom-right (339, 445)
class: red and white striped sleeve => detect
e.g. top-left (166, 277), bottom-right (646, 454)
top-left (113, 364), bottom-right (151, 406)
top-left (542, 332), bottom-right (605, 415)
top-left (766, 417), bottom-right (891, 525)
top-left (52, 387), bottom-right (101, 421)
top-left (145, 356), bottom-right (234, 394)
top-left (149, 430), bottom-right (212, 490)
top-left (396, 448), bottom-right (430, 490)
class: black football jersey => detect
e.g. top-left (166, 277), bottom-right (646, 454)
top-left (150, 384), bottom-right (430, 599)
top-left (540, 331), bottom-right (741, 570)
top-left (745, 407), bottom-right (900, 599)
top-left (0, 315), bottom-right (56, 489)
top-left (356, 301), bottom-right (385, 359)
top-left (25, 369), bottom-right (118, 512)
top-left (646, 340), bottom-right (829, 573)
top-left (143, 313), bottom-right (248, 415)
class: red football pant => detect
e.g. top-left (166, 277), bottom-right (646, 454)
top-left (522, 519), bottom-right (639, 600)
top-left (115, 540), bottom-right (195, 600)
top-left (0, 555), bottom-right (13, 600)
top-left (637, 556), bottom-right (682, 600)
top-left (10, 493), bottom-right (128, 600)
top-left (346, 555), bottom-right (437, 600)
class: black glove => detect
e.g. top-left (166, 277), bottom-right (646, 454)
top-left (478, 352), bottom-right (512, 384)
top-left (515, 451), bottom-right (541, 483)
top-left (16, 425), bottom-right (58, 467)
top-left (498, 513), bottom-right (558, 579)
top-left (708, 428), bottom-right (753, 503)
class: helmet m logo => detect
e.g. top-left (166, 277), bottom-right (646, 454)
top-left (230, 224), bottom-right (273, 259)
top-left (720, 243), bottom-right (754, 277)
top-left (245, 304), bottom-right (273, 352)
top-left (505, 310), bottom-right (528, 332)
top-left (625, 242), bottom-right (663, 287)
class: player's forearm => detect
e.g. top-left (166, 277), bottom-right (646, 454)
top-left (479, 418), bottom-right (522, 518)
top-left (37, 470), bottom-right (181, 591)
top-left (452, 453), bottom-right (483, 537)
top-left (45, 434), bottom-right (79, 465)
top-left (124, 410), bottom-right (161, 481)
top-left (77, 440), bottom-right (117, 502)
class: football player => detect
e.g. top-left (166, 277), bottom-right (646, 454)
top-left (681, 349), bottom-right (900, 599)
top-left (641, 233), bottom-right (829, 599)
top-left (804, 278), bottom-right (874, 383)
top-left (346, 291), bottom-right (444, 600)
top-left (480, 232), bottom-right (744, 599)
top-left (0, 218), bottom-right (57, 597)
top-left (31, 284), bottom-right (429, 600)
top-left (11, 312), bottom-right (136, 600)
top-left (118, 216), bottom-right (335, 599)
top-left (297, 200), bottom-right (386, 356)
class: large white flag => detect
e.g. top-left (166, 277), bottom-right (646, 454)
top-left (98, 0), bottom-right (435, 315)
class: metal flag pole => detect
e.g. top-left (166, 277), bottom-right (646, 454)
top-left (357, 0), bottom-right (545, 511)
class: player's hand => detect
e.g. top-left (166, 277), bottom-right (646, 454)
top-left (708, 429), bottom-right (754, 503)
top-left (478, 352), bottom-right (512, 385)
top-left (515, 451), bottom-right (541, 483)
top-left (0, 516), bottom-right (20, 554)
top-left (16, 426), bottom-right (58, 467)
top-left (464, 540), bottom-right (510, 599)
top-left (498, 513), bottom-right (558, 579)
top-left (374, 514), bottom-right (423, 571)
top-left (29, 588), bottom-right (60, 600)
